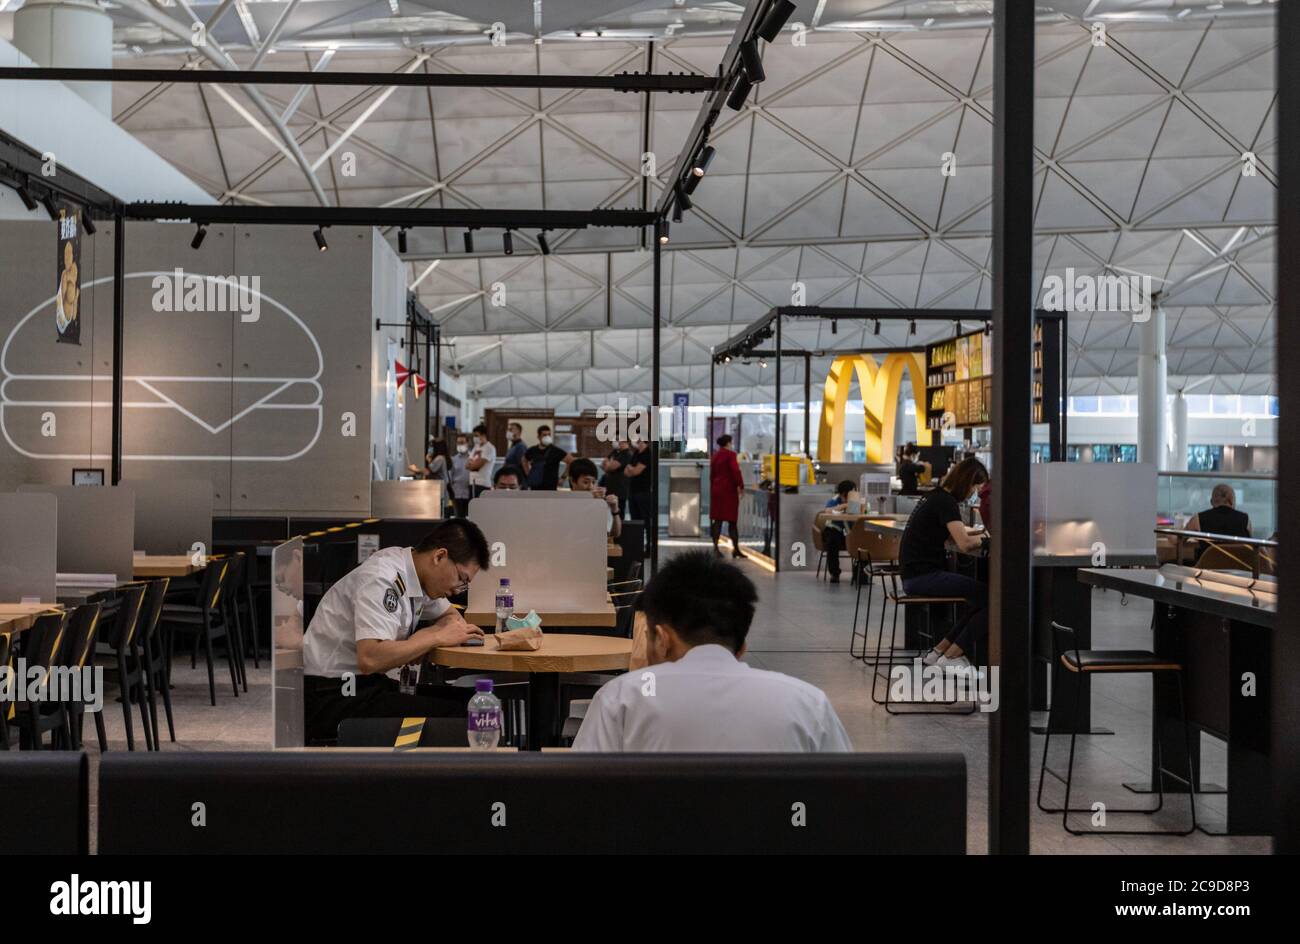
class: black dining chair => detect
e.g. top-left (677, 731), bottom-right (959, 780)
top-left (97, 584), bottom-right (152, 751)
top-left (54, 603), bottom-right (103, 751)
top-left (14, 610), bottom-right (69, 750)
top-left (162, 559), bottom-right (238, 706)
top-left (138, 578), bottom-right (175, 748)
top-left (1037, 620), bottom-right (1197, 836)
top-left (0, 630), bottom-right (11, 749)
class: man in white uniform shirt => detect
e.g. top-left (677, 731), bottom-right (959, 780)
top-left (573, 550), bottom-right (851, 752)
top-left (303, 519), bottom-right (488, 742)
top-left (466, 423), bottom-right (496, 498)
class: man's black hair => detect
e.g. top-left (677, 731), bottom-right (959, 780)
top-left (567, 457), bottom-right (599, 482)
top-left (836, 479), bottom-right (855, 497)
top-left (473, 423), bottom-right (488, 435)
top-left (537, 424), bottom-right (551, 435)
top-left (415, 518), bottom-right (490, 570)
top-left (493, 464), bottom-right (523, 485)
top-left (640, 550), bottom-right (758, 653)
top-left (717, 434), bottom-right (732, 448)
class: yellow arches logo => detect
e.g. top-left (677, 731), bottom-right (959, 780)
top-left (817, 352), bottom-right (930, 463)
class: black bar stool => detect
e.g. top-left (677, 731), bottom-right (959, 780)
top-left (1036, 620), bottom-right (1197, 836)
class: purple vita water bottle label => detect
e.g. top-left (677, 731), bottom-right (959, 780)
top-left (468, 709), bottom-right (501, 732)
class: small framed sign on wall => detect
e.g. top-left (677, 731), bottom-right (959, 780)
top-left (71, 468), bottom-right (105, 486)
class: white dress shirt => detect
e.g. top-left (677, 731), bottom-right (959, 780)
top-left (572, 644), bottom-right (852, 752)
top-left (302, 546), bottom-right (449, 680)
top-left (468, 440), bottom-right (496, 489)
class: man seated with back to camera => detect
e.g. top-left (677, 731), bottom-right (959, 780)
top-left (302, 519), bottom-right (489, 743)
top-left (573, 550), bottom-right (851, 751)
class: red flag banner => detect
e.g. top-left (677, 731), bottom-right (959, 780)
top-left (412, 374), bottom-right (428, 399)
top-left (394, 359), bottom-right (412, 391)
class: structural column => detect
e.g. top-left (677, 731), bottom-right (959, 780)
top-left (13, 0), bottom-right (114, 117)
top-left (1274, 0), bottom-right (1299, 853)
top-left (1136, 305), bottom-right (1167, 469)
top-left (989, 0), bottom-right (1034, 855)
top-left (1169, 389), bottom-right (1189, 472)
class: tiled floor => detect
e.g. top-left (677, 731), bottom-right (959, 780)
top-left (699, 545), bottom-right (1270, 855)
top-left (71, 545), bottom-right (1270, 854)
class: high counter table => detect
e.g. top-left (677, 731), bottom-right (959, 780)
top-left (430, 633), bottom-right (632, 750)
top-left (1078, 565), bottom-right (1275, 836)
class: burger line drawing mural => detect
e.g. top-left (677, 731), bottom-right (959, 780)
top-left (2, 271), bottom-right (324, 462)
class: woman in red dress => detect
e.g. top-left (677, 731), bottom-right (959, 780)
top-left (709, 434), bottom-right (745, 559)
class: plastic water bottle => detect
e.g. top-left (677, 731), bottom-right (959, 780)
top-left (494, 578), bottom-right (513, 634)
top-left (467, 679), bottom-right (502, 750)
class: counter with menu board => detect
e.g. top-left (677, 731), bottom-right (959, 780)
top-left (923, 318), bottom-right (1065, 459)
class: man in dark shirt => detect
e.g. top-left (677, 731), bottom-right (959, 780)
top-left (625, 438), bottom-right (655, 552)
top-left (896, 443), bottom-right (930, 495)
top-left (503, 422), bottom-right (528, 471)
top-left (603, 439), bottom-right (632, 517)
top-left (522, 424), bottom-right (571, 490)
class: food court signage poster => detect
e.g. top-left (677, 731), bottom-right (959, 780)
top-left (55, 206), bottom-right (81, 345)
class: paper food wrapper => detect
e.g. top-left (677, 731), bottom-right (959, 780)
top-left (494, 626), bottom-right (543, 651)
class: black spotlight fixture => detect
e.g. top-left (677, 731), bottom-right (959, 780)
top-left (873, 319), bottom-right (881, 335)
top-left (726, 73), bottom-right (752, 111)
top-left (464, 229), bottom-right (475, 253)
top-left (503, 230), bottom-right (513, 255)
top-left (82, 212), bottom-right (96, 236)
top-left (537, 232), bottom-right (550, 255)
top-left (909, 319), bottom-right (916, 335)
top-left (675, 183), bottom-right (693, 213)
top-left (984, 321), bottom-right (992, 336)
top-left (757, 0), bottom-right (797, 42)
top-left (740, 39), bottom-right (765, 83)
top-left (398, 228), bottom-right (408, 254)
top-left (658, 220), bottom-right (670, 245)
top-left (672, 200), bottom-right (683, 224)
top-left (831, 319), bottom-right (838, 335)
top-left (191, 223), bottom-right (208, 250)
top-left (40, 194), bottom-right (59, 221)
top-left (16, 183), bottom-right (38, 212)
top-left (723, 354), bottom-right (732, 364)
top-left (692, 145), bottom-right (716, 178)
top-left (313, 226), bottom-right (329, 252)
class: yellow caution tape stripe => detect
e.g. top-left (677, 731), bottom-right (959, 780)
top-left (393, 716), bottom-right (425, 751)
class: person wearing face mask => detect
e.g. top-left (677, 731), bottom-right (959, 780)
top-left (466, 423), bottom-right (496, 498)
top-left (449, 433), bottom-right (472, 517)
top-left (503, 421), bottom-right (528, 471)
top-left (302, 519), bottom-right (489, 743)
top-left (522, 424), bottom-right (572, 490)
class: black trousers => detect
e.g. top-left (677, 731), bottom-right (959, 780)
top-left (822, 525), bottom-right (846, 577)
top-left (304, 674), bottom-right (466, 744)
top-left (629, 491), bottom-right (655, 552)
top-left (452, 497), bottom-right (470, 517)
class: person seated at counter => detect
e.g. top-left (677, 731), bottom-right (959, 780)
top-left (1188, 483), bottom-right (1251, 539)
top-left (301, 519), bottom-right (489, 743)
top-left (899, 457), bottom-right (990, 671)
top-left (572, 550), bottom-right (851, 752)
top-left (820, 480), bottom-right (856, 583)
top-left (896, 443), bottom-right (929, 496)
top-left (492, 464), bottom-right (523, 491)
top-left (568, 457), bottom-right (622, 539)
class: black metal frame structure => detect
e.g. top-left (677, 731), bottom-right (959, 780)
top-left (708, 306), bottom-right (1065, 582)
top-left (0, 66), bottom-right (717, 93)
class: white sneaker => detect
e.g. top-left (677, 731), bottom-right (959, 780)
top-left (921, 648), bottom-right (943, 666)
top-left (934, 654), bottom-right (972, 672)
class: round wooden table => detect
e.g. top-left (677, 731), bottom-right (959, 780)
top-left (430, 634), bottom-right (632, 750)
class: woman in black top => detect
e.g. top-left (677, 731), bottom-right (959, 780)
top-left (898, 457), bottom-right (989, 671)
top-left (896, 443), bottom-right (930, 496)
